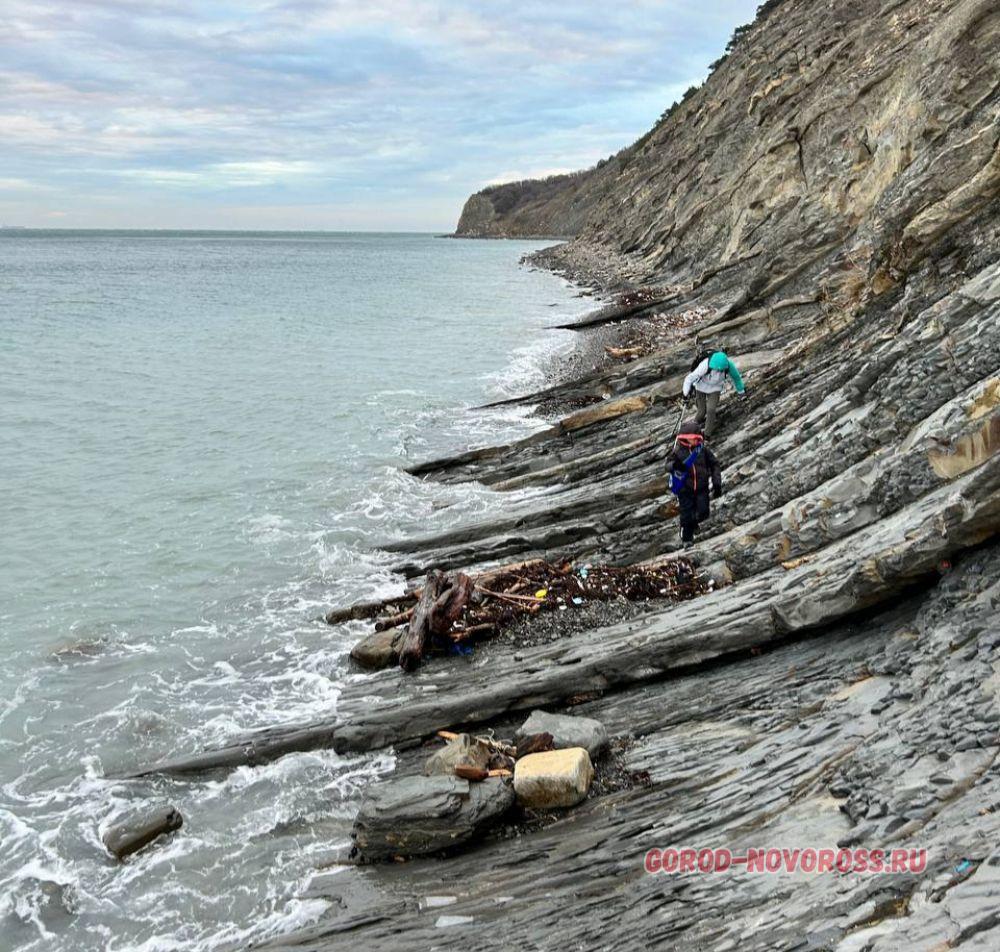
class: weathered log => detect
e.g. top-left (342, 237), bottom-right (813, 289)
top-left (325, 592), bottom-right (416, 626)
top-left (397, 571), bottom-right (474, 671)
top-left (374, 608), bottom-right (413, 632)
top-left (605, 345), bottom-right (643, 359)
top-left (325, 560), bottom-right (544, 628)
top-left (433, 572), bottom-right (474, 632)
top-left (103, 805), bottom-right (183, 860)
top-left (547, 293), bottom-right (676, 331)
top-left (399, 570), bottom-right (448, 672)
top-left (452, 622), bottom-right (496, 640)
top-left (515, 732), bottom-right (555, 759)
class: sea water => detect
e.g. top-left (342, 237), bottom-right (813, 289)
top-left (0, 230), bottom-right (586, 949)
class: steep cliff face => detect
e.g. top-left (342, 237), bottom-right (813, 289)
top-left (560, 0), bottom-right (999, 300)
top-left (460, 0), bottom-right (999, 305)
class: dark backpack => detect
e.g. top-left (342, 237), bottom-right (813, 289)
top-left (690, 349), bottom-right (714, 373)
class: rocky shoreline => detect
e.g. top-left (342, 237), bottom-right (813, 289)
top-left (107, 0), bottom-right (1000, 946)
top-left (114, 229), bottom-right (999, 947)
top-left (129, 231), bottom-right (996, 949)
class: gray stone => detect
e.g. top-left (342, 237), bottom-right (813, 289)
top-left (102, 805), bottom-right (183, 861)
top-left (352, 777), bottom-right (513, 861)
top-left (515, 710), bottom-right (609, 757)
top-left (350, 628), bottom-right (404, 671)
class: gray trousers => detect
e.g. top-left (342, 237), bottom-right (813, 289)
top-left (695, 390), bottom-right (721, 437)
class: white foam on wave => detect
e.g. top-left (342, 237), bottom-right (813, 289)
top-left (483, 322), bottom-right (577, 401)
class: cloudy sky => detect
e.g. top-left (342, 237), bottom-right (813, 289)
top-left (0, 0), bottom-right (759, 230)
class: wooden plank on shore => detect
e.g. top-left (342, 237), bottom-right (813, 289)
top-left (547, 294), bottom-right (677, 331)
top-left (560, 395), bottom-right (651, 432)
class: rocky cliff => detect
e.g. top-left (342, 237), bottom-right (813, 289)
top-left (461, 0), bottom-right (999, 290)
top-left (123, 1), bottom-right (1000, 948)
top-left (453, 155), bottom-right (627, 237)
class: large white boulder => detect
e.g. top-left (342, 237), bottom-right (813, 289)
top-left (513, 748), bottom-right (594, 809)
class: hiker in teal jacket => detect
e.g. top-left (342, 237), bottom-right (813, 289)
top-left (682, 351), bottom-right (745, 438)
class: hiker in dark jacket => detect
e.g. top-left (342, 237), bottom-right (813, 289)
top-left (668, 420), bottom-right (722, 546)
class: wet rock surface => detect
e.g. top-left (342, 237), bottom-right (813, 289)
top-left (265, 549), bottom-right (1000, 949)
top-left (102, 805), bottom-right (183, 861)
top-left (349, 628), bottom-right (403, 671)
top-left (351, 776), bottom-right (514, 862)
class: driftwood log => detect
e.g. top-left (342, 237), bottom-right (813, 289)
top-left (324, 559), bottom-right (544, 628)
top-left (398, 570), bottom-right (474, 672)
top-left (324, 593), bottom-right (417, 626)
top-left (515, 732), bottom-right (555, 759)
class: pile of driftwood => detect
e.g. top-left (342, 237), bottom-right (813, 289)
top-left (616, 287), bottom-right (671, 308)
top-left (326, 558), bottom-right (706, 672)
top-left (605, 305), bottom-right (717, 363)
top-left (434, 728), bottom-right (555, 780)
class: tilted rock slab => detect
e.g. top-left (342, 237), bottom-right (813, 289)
top-left (352, 776), bottom-right (513, 861)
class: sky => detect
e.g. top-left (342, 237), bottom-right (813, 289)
top-left (0, 0), bottom-right (761, 230)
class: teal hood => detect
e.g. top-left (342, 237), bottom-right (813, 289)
top-left (709, 352), bottom-right (730, 371)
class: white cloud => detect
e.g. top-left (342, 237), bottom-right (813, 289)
top-left (0, 177), bottom-right (51, 191)
top-left (0, 0), bottom-right (763, 226)
top-left (118, 160), bottom-right (326, 189)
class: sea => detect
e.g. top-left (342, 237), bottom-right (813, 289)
top-left (0, 230), bottom-right (587, 950)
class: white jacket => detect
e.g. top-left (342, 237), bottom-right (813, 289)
top-left (683, 358), bottom-right (729, 396)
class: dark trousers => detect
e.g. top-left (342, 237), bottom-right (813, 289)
top-left (695, 390), bottom-right (721, 438)
top-left (678, 492), bottom-right (711, 542)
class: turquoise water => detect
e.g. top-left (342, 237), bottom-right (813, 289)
top-left (0, 231), bottom-right (584, 949)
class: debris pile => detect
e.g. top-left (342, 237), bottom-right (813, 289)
top-left (352, 712), bottom-right (611, 862)
top-left (333, 558), bottom-right (707, 672)
top-left (614, 286), bottom-right (672, 308)
top-left (605, 304), bottom-right (717, 361)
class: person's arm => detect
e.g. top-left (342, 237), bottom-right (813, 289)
top-left (682, 358), bottom-right (709, 397)
top-left (727, 361), bottom-right (745, 393)
top-left (707, 448), bottom-right (723, 496)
